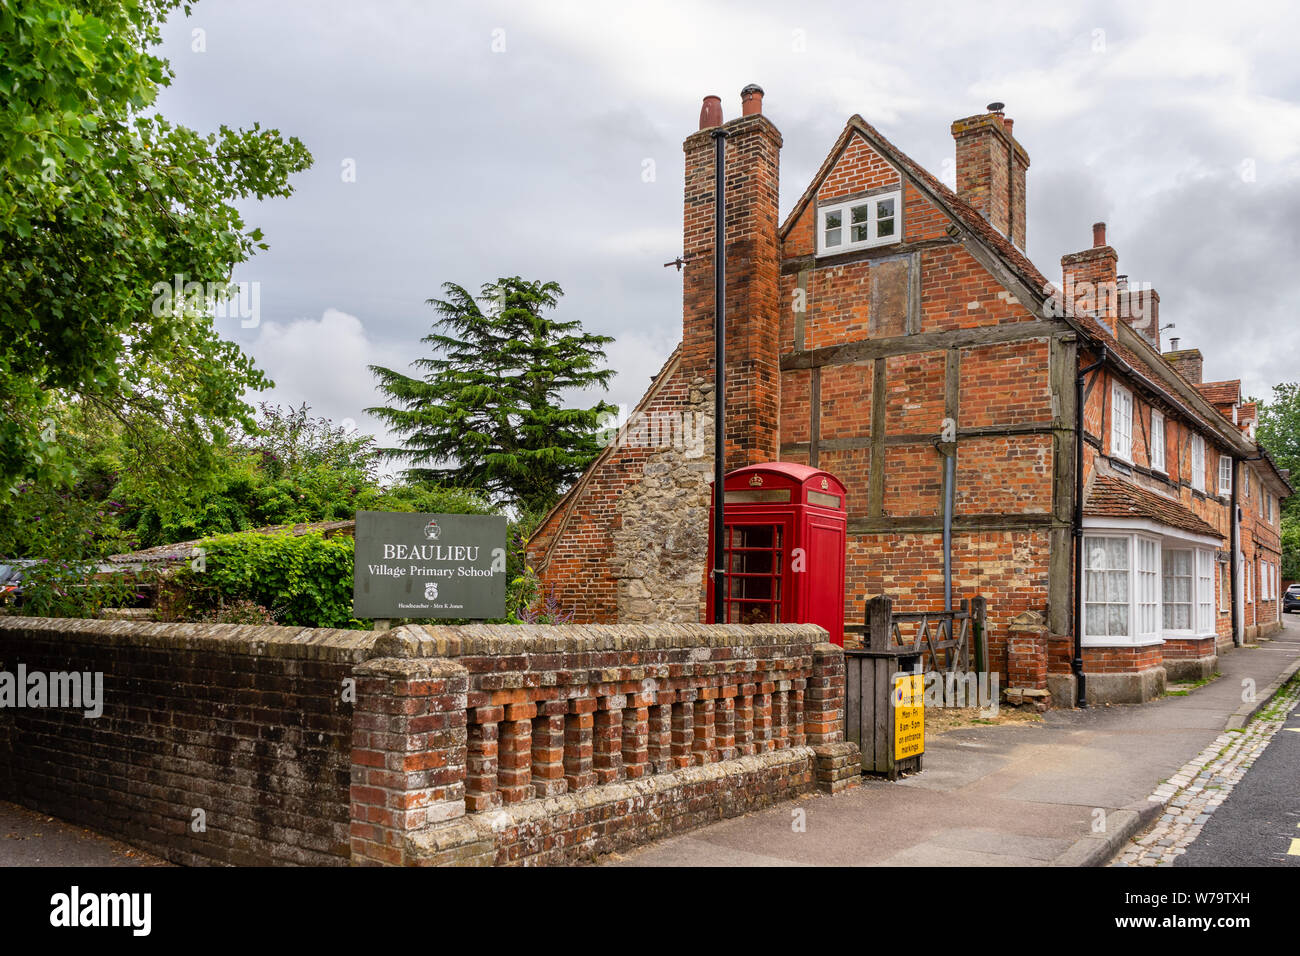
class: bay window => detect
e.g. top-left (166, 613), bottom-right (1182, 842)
top-left (1082, 526), bottom-right (1219, 645)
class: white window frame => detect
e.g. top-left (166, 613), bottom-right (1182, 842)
top-left (1150, 411), bottom-right (1166, 473)
top-left (1083, 535), bottom-right (1133, 642)
top-left (1220, 563), bottom-right (1229, 614)
top-left (1081, 520), bottom-right (1223, 645)
top-left (1162, 547), bottom-right (1195, 634)
top-left (1111, 383), bottom-right (1133, 463)
top-left (1218, 455), bottom-right (1232, 497)
top-left (1135, 536), bottom-right (1162, 640)
top-left (1190, 434), bottom-right (1205, 493)
top-left (1196, 549), bottom-right (1215, 633)
top-left (1246, 561), bottom-right (1253, 604)
top-left (816, 190), bottom-right (902, 256)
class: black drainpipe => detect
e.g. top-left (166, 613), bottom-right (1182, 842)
top-left (711, 127), bottom-right (728, 623)
top-left (1231, 457), bottom-right (1241, 647)
top-left (1073, 348), bottom-right (1106, 708)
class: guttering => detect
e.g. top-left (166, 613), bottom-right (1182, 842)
top-left (1231, 456), bottom-right (1242, 647)
top-left (1072, 347), bottom-right (1107, 708)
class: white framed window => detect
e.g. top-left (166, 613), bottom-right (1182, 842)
top-left (1111, 383), bottom-right (1133, 463)
top-left (1196, 549), bottom-right (1215, 633)
top-left (1218, 456), bottom-right (1232, 497)
top-left (1162, 548), bottom-right (1194, 631)
top-left (1084, 536), bottom-right (1131, 639)
top-left (1246, 561), bottom-right (1253, 604)
top-left (817, 191), bottom-right (901, 255)
top-left (1244, 472), bottom-right (1251, 499)
top-left (1190, 434), bottom-right (1205, 493)
top-left (1150, 411), bottom-right (1166, 473)
top-left (1135, 537), bottom-right (1162, 639)
top-left (1267, 494), bottom-right (1274, 523)
top-left (1220, 564), bottom-right (1229, 613)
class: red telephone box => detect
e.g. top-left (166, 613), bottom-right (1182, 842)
top-left (706, 462), bottom-right (848, 645)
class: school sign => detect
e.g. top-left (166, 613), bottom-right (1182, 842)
top-left (352, 511), bottom-right (507, 619)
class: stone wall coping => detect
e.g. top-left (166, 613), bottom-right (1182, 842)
top-left (1, 617), bottom-right (834, 663)
top-left (377, 622), bottom-right (830, 658)
top-left (0, 616), bottom-right (381, 662)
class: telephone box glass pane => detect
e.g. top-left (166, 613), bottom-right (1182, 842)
top-left (723, 524), bottom-right (784, 624)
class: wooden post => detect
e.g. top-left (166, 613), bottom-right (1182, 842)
top-left (866, 595), bottom-right (893, 651)
top-left (971, 596), bottom-right (987, 675)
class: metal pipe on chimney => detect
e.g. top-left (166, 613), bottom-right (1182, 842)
top-left (711, 122), bottom-right (728, 623)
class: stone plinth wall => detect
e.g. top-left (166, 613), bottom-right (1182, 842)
top-left (0, 618), bottom-right (858, 867)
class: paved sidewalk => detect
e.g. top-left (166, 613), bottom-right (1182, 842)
top-left (0, 800), bottom-right (167, 866)
top-left (1111, 675), bottom-right (1300, 866)
top-left (609, 620), bottom-right (1300, 867)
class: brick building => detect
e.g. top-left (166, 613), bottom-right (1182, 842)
top-left (528, 87), bottom-right (1291, 706)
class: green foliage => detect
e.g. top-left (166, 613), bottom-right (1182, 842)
top-left (175, 531), bottom-right (363, 629)
top-left (1254, 382), bottom-right (1300, 578)
top-left (368, 277), bottom-right (616, 514)
top-left (7, 560), bottom-right (147, 620)
top-left (0, 0), bottom-right (312, 491)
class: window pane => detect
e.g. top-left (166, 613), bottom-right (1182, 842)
top-left (850, 205), bottom-right (869, 224)
top-left (1086, 605), bottom-right (1105, 636)
top-left (877, 198), bottom-right (895, 219)
top-left (876, 216), bottom-right (894, 238)
top-left (824, 210), bottom-right (841, 248)
top-left (1107, 605), bottom-right (1128, 635)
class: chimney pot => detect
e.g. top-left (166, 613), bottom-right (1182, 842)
top-left (741, 83), bottom-right (764, 117)
top-left (1092, 222), bottom-right (1106, 247)
top-left (699, 95), bottom-right (723, 130)
top-left (1003, 117), bottom-right (1014, 135)
top-left (1170, 336), bottom-right (1180, 350)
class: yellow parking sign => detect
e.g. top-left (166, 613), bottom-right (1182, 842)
top-left (893, 673), bottom-right (925, 761)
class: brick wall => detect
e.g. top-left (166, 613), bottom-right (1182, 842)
top-left (0, 617), bottom-right (858, 867)
top-left (0, 617), bottom-right (373, 866)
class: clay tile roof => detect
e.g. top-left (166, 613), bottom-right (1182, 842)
top-left (1084, 476), bottom-right (1221, 539)
top-left (1196, 380), bottom-right (1241, 407)
top-left (107, 519), bottom-right (357, 563)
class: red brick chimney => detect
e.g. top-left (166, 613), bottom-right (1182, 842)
top-left (951, 103), bottom-right (1030, 249)
top-left (1164, 344), bottom-right (1203, 385)
top-left (1061, 222), bottom-right (1119, 336)
top-left (681, 86), bottom-right (782, 467)
top-left (1118, 278), bottom-right (1161, 348)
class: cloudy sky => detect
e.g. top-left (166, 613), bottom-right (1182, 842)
top-left (153, 0), bottom-right (1300, 444)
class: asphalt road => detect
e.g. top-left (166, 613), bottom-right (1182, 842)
top-left (1177, 693), bottom-right (1300, 867)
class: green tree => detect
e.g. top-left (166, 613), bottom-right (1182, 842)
top-left (368, 277), bottom-right (616, 513)
top-left (1256, 382), bottom-right (1300, 578)
top-left (0, 0), bottom-right (312, 492)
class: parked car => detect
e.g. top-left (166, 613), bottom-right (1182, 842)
top-left (1284, 584), bottom-right (1300, 615)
